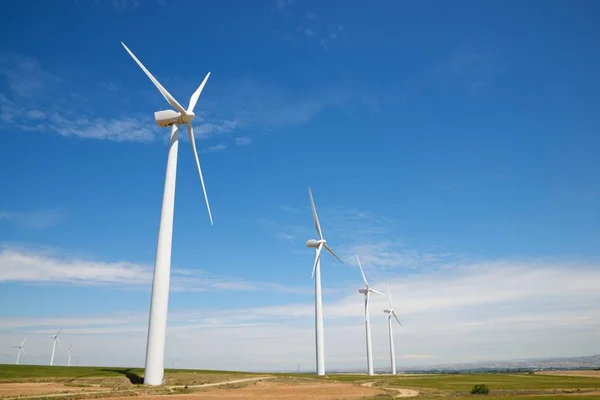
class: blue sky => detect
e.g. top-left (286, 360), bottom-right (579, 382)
top-left (0, 0), bottom-right (599, 371)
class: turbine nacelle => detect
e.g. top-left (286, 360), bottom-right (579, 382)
top-left (359, 288), bottom-right (369, 294)
top-left (306, 238), bottom-right (325, 248)
top-left (154, 110), bottom-right (182, 127)
top-left (384, 308), bottom-right (393, 313)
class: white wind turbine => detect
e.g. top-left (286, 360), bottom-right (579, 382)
top-left (121, 42), bottom-right (214, 386)
top-left (68, 340), bottom-right (73, 367)
top-left (356, 256), bottom-right (384, 376)
top-left (49, 328), bottom-right (62, 366)
top-left (383, 285), bottom-right (402, 375)
top-left (13, 338), bottom-right (26, 365)
top-left (305, 187), bottom-right (343, 376)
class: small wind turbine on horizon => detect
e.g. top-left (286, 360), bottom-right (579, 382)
top-left (383, 285), bottom-right (402, 375)
top-left (13, 338), bottom-right (27, 365)
top-left (305, 187), bottom-right (343, 376)
top-left (121, 42), bottom-right (214, 386)
top-left (356, 256), bottom-right (384, 376)
top-left (68, 340), bottom-right (73, 367)
top-left (49, 328), bottom-right (63, 366)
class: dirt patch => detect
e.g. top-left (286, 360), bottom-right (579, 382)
top-left (94, 379), bottom-right (387, 400)
top-left (0, 383), bottom-right (109, 398)
top-left (361, 381), bottom-right (419, 398)
top-left (536, 370), bottom-right (600, 378)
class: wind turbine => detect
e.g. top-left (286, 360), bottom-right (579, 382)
top-left (121, 42), bottom-right (214, 386)
top-left (68, 340), bottom-right (73, 367)
top-left (356, 256), bottom-right (384, 376)
top-left (305, 187), bottom-right (343, 376)
top-left (13, 338), bottom-right (26, 365)
top-left (383, 285), bottom-right (402, 375)
top-left (49, 328), bottom-right (62, 366)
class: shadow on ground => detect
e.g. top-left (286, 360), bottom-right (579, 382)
top-left (101, 368), bottom-right (144, 385)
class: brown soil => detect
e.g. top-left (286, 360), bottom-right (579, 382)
top-left (536, 370), bottom-right (600, 378)
top-left (0, 383), bottom-right (110, 398)
top-left (0, 378), bottom-right (387, 400)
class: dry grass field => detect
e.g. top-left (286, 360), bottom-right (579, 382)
top-left (1, 365), bottom-right (600, 400)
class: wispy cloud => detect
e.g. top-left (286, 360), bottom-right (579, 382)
top-left (0, 52), bottom-right (62, 99)
top-left (0, 52), bottom-right (159, 142)
top-left (204, 143), bottom-right (227, 153)
top-left (397, 41), bottom-right (504, 101)
top-left (0, 209), bottom-right (64, 230)
top-left (1, 257), bottom-right (598, 370)
top-left (0, 245), bottom-right (310, 295)
top-left (275, 0), bottom-right (294, 17)
top-left (234, 137), bottom-right (252, 146)
top-left (274, 0), bottom-right (345, 51)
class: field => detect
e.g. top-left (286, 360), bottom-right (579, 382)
top-left (0, 365), bottom-right (599, 400)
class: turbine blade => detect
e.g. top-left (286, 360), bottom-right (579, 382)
top-left (324, 243), bottom-right (343, 264)
top-left (311, 243), bottom-right (324, 279)
top-left (57, 337), bottom-right (63, 348)
top-left (21, 348), bottom-right (27, 355)
top-left (356, 255), bottom-right (369, 286)
top-left (308, 187), bottom-right (323, 240)
top-left (370, 289), bottom-right (385, 295)
top-left (57, 328), bottom-right (62, 336)
top-left (186, 123), bottom-right (213, 226)
top-left (21, 338), bottom-right (27, 346)
top-left (392, 310), bottom-right (403, 327)
top-left (187, 72), bottom-right (211, 113)
top-left (121, 42), bottom-right (187, 115)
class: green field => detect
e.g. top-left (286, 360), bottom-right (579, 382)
top-left (0, 364), bottom-right (254, 380)
top-left (389, 373), bottom-right (600, 390)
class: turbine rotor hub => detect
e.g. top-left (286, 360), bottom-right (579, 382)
top-left (182, 111), bottom-right (195, 123)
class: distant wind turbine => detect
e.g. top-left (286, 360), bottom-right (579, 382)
top-left (49, 328), bottom-right (63, 366)
top-left (13, 338), bottom-right (27, 365)
top-left (383, 285), bottom-right (402, 375)
top-left (305, 187), bottom-right (343, 376)
top-left (68, 340), bottom-right (73, 367)
top-left (356, 256), bottom-right (384, 376)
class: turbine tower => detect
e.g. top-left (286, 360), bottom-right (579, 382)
top-left (121, 42), bottom-right (214, 386)
top-left (49, 328), bottom-right (62, 366)
top-left (13, 338), bottom-right (26, 365)
top-left (68, 340), bottom-right (73, 367)
top-left (305, 187), bottom-right (343, 376)
top-left (383, 285), bottom-right (402, 375)
top-left (356, 256), bottom-right (384, 376)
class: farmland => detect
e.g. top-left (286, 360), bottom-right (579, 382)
top-left (0, 365), bottom-right (599, 399)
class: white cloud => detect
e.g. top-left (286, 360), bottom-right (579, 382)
top-left (0, 209), bottom-right (64, 229)
top-left (303, 28), bottom-right (314, 37)
top-left (1, 258), bottom-right (598, 371)
top-left (235, 137), bottom-right (252, 146)
top-left (0, 52), bottom-right (62, 99)
top-left (205, 143), bottom-right (227, 152)
top-left (0, 245), bottom-right (311, 295)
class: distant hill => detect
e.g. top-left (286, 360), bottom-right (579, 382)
top-left (325, 354), bottom-right (600, 374)
top-left (398, 354), bottom-right (600, 373)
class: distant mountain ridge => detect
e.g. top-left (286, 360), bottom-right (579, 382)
top-left (323, 354), bottom-right (600, 374)
top-left (398, 354), bottom-right (600, 372)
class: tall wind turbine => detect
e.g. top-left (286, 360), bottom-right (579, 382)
top-left (356, 256), bottom-right (384, 376)
top-left (383, 285), bottom-right (402, 375)
top-left (121, 42), bottom-right (214, 386)
top-left (49, 328), bottom-right (62, 366)
top-left (68, 340), bottom-right (73, 367)
top-left (13, 338), bottom-right (26, 365)
top-left (305, 187), bottom-right (343, 376)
